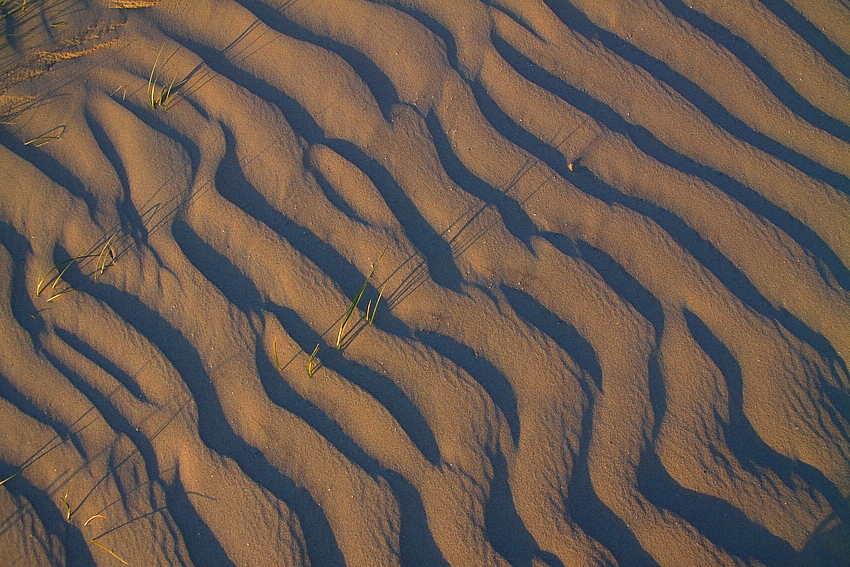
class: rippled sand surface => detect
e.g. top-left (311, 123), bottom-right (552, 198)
top-left (1, 1), bottom-right (849, 565)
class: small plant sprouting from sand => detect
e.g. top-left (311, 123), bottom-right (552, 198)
top-left (336, 245), bottom-right (388, 350)
top-left (307, 343), bottom-right (320, 377)
top-left (36, 235), bottom-right (117, 301)
top-left (272, 338), bottom-right (321, 377)
top-left (365, 284), bottom-right (384, 325)
top-left (147, 44), bottom-right (181, 110)
top-left (59, 490), bottom-right (74, 520)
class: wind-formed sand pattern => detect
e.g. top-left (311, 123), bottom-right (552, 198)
top-left (1, 0), bottom-right (849, 565)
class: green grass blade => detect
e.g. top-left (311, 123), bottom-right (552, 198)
top-left (336, 245), bottom-right (388, 349)
top-left (307, 343), bottom-right (320, 376)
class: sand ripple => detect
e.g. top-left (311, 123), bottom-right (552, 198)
top-left (1, 0), bottom-right (848, 565)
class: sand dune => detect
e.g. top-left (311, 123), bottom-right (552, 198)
top-left (1, 0), bottom-right (848, 565)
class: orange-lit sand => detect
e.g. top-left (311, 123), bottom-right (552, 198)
top-left (1, 0), bottom-right (848, 565)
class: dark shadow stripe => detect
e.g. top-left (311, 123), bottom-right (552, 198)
top-left (166, 474), bottom-right (234, 566)
top-left (171, 209), bottom-right (441, 466)
top-left (0, 221), bottom-right (45, 349)
top-left (82, 108), bottom-right (150, 247)
top-left (425, 109), bottom-right (537, 249)
top-left (501, 285), bottom-right (603, 392)
top-left (0, 371), bottom-right (73, 445)
top-left (759, 0), bottom-right (850, 80)
top-left (53, 328), bottom-right (149, 404)
top-left (253, 320), bottom-right (448, 567)
top-left (326, 137), bottom-right (464, 291)
top-left (637, 446), bottom-right (798, 566)
top-left (384, 4), bottom-right (458, 70)
top-left (58, 266), bottom-right (345, 567)
top-left (0, 134), bottom-right (98, 214)
top-left (212, 121), bottom-right (370, 300)
top-left (233, 0), bottom-right (400, 121)
top-left (568, 160), bottom-right (846, 374)
top-left (684, 309), bottom-right (850, 527)
top-left (42, 336), bottom-right (188, 559)
top-left (213, 121), bottom-right (411, 337)
top-left (540, 0), bottom-right (850, 188)
top-left (307, 155), bottom-right (366, 224)
top-left (383, 470), bottom-right (451, 567)
top-left (569, 399), bottom-right (660, 566)
top-left (268, 304), bottom-right (442, 467)
top-left (418, 331), bottom-right (520, 444)
top-left (178, 35), bottom-right (462, 293)
top-left (485, 448), bottom-right (566, 567)
top-left (656, 0), bottom-right (850, 143)
top-left (546, 235), bottom-right (668, 438)
top-left (171, 209), bottom-right (445, 563)
top-left (493, 34), bottom-right (850, 295)
top-left (0, 473), bottom-right (94, 564)
top-left (469, 80), bottom-right (570, 178)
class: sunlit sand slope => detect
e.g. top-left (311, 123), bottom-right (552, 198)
top-left (1, 0), bottom-right (848, 565)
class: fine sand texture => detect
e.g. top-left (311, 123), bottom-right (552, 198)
top-left (1, 0), bottom-right (849, 565)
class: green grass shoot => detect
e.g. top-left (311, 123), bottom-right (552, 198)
top-left (147, 44), bottom-right (181, 110)
top-left (336, 245), bottom-right (388, 350)
top-left (307, 343), bottom-right (320, 377)
top-left (365, 284), bottom-right (384, 325)
top-left (60, 491), bottom-right (72, 520)
top-left (36, 254), bottom-right (95, 298)
top-left (94, 234), bottom-right (117, 280)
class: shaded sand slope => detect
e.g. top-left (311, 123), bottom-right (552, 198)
top-left (1, 0), bottom-right (849, 565)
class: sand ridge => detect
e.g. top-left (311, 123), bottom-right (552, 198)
top-left (0, 0), bottom-right (848, 565)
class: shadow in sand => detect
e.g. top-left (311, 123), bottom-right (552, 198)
top-left (658, 0), bottom-right (850, 145)
top-left (169, 215), bottom-right (451, 563)
top-left (426, 108), bottom-right (537, 250)
top-left (759, 0), bottom-right (850, 80)
top-left (543, 0), bottom-right (850, 184)
top-left (178, 34), bottom-right (464, 293)
top-left (493, 33), bottom-right (850, 292)
top-left (501, 286), bottom-right (602, 392)
top-left (543, 234), bottom-right (668, 436)
top-left (569, 401), bottom-right (660, 567)
top-left (171, 209), bottom-right (441, 466)
top-left (166, 475), bottom-right (235, 567)
top-left (799, 503), bottom-right (850, 566)
top-left (485, 448), bottom-right (566, 567)
top-left (0, 218), bottom-right (49, 346)
top-left (0, 471), bottom-right (95, 565)
top-left (255, 332), bottom-right (449, 567)
top-left (233, 0), bottom-right (401, 121)
top-left (638, 446), bottom-right (798, 566)
top-left (418, 331), bottom-right (520, 444)
top-left (56, 258), bottom-right (347, 567)
top-left (685, 309), bottom-right (850, 529)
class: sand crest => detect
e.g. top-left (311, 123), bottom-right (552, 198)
top-left (1, 0), bottom-right (848, 565)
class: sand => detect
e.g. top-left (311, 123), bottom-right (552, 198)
top-left (1, 0), bottom-right (848, 565)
